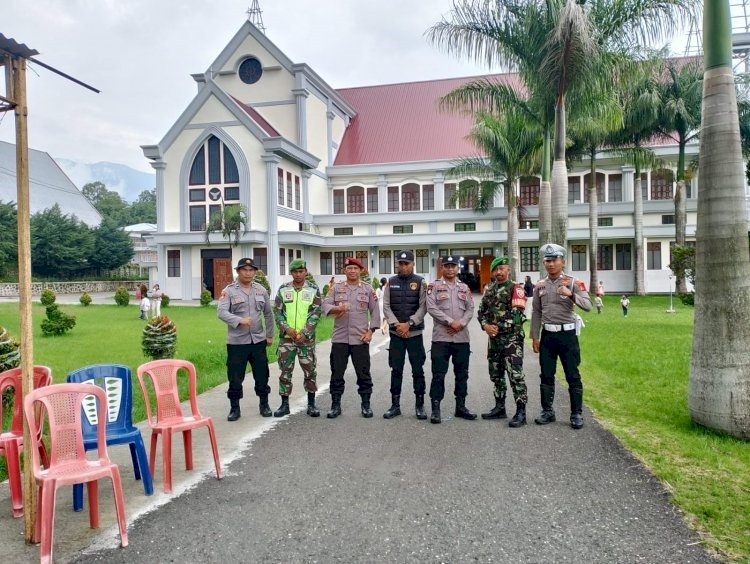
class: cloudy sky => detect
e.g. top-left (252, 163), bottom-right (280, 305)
top-left (1, 0), bottom-right (690, 173)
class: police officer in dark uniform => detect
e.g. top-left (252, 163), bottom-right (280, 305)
top-left (382, 250), bottom-right (428, 420)
top-left (322, 257), bottom-right (380, 418)
top-left (217, 258), bottom-right (275, 421)
top-left (531, 244), bottom-right (592, 429)
top-left (426, 255), bottom-right (476, 424)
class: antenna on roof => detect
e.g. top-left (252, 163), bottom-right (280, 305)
top-left (247, 0), bottom-right (267, 34)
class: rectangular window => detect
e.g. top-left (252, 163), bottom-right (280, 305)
top-left (320, 252), bottom-right (332, 275)
top-left (597, 244), bottom-right (613, 270)
top-left (519, 178), bottom-right (540, 206)
top-left (387, 186), bottom-right (399, 212)
top-left (402, 184), bottom-right (420, 211)
top-left (367, 188), bottom-right (378, 213)
top-left (295, 176), bottom-right (301, 211)
top-left (224, 186), bottom-right (239, 201)
top-left (189, 206), bottom-right (206, 231)
top-left (167, 250), bottom-right (180, 277)
top-left (253, 248), bottom-right (267, 273)
top-left (334, 251), bottom-right (349, 274)
top-left (393, 225), bottom-right (413, 234)
top-left (379, 250), bottom-right (392, 274)
top-left (189, 147), bottom-right (205, 185)
top-left (520, 247), bottom-right (539, 272)
top-left (608, 174), bottom-right (623, 202)
top-left (277, 169), bottom-right (284, 205)
top-left (333, 189), bottom-right (345, 214)
top-left (286, 172), bottom-right (293, 208)
top-left (641, 173), bottom-right (649, 200)
top-left (347, 188), bottom-right (365, 213)
top-left (279, 248), bottom-right (286, 275)
top-left (598, 217), bottom-right (613, 227)
top-left (661, 215), bottom-right (675, 225)
top-left (444, 183), bottom-right (456, 209)
top-left (521, 220), bottom-right (539, 229)
top-left (423, 185), bottom-right (434, 210)
top-left (189, 189), bottom-right (205, 202)
top-left (616, 243), bottom-right (632, 270)
top-left (455, 223), bottom-right (476, 232)
top-left (333, 227), bottom-right (353, 236)
top-left (416, 248), bottom-right (429, 273)
top-left (209, 205), bottom-right (221, 225)
top-left (568, 178), bottom-right (581, 204)
top-left (208, 137), bottom-right (221, 184)
top-left (571, 245), bottom-right (586, 271)
top-left (647, 242), bottom-right (662, 270)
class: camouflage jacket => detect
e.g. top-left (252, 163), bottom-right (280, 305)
top-left (478, 280), bottom-right (525, 334)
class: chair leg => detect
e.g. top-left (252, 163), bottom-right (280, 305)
top-left (183, 430), bottom-right (193, 471)
top-left (109, 467), bottom-right (129, 548)
top-left (38, 442), bottom-right (50, 469)
top-left (162, 430), bottom-right (173, 494)
top-left (133, 434), bottom-right (154, 496)
top-left (206, 420), bottom-right (222, 480)
top-left (33, 484), bottom-right (42, 544)
top-left (73, 483), bottom-right (85, 512)
top-left (39, 481), bottom-right (57, 564)
top-left (87, 480), bottom-right (99, 529)
top-left (128, 442), bottom-right (141, 481)
top-left (5, 439), bottom-right (24, 518)
top-left (149, 432), bottom-right (158, 477)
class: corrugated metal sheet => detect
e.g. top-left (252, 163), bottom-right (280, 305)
top-left (334, 73), bottom-right (520, 166)
top-left (0, 140), bottom-right (102, 227)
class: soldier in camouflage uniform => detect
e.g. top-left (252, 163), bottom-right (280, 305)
top-left (272, 259), bottom-right (323, 417)
top-left (477, 256), bottom-right (528, 427)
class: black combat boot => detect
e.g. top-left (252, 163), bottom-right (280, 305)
top-left (383, 394), bottom-right (401, 419)
top-left (415, 394), bottom-right (427, 420)
top-left (430, 399), bottom-right (441, 424)
top-left (327, 393), bottom-right (342, 419)
top-left (569, 387), bottom-right (584, 429)
top-left (361, 393), bottom-right (374, 418)
top-left (258, 395), bottom-right (272, 418)
top-left (481, 394), bottom-right (507, 419)
top-left (455, 397), bottom-right (477, 420)
top-left (534, 384), bottom-right (556, 425)
top-left (306, 392), bottom-right (320, 417)
top-left (508, 403), bottom-right (527, 428)
top-left (227, 398), bottom-right (241, 422)
top-left (273, 396), bottom-right (290, 417)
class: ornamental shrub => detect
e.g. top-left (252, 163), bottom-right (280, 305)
top-left (200, 290), bottom-right (213, 306)
top-left (253, 270), bottom-right (271, 293)
top-left (41, 304), bottom-right (76, 336)
top-left (161, 294), bottom-right (170, 308)
top-left (322, 284), bottom-right (330, 297)
top-left (142, 315), bottom-right (177, 360)
top-left (114, 286), bottom-right (130, 306)
top-left (40, 288), bottom-right (56, 306)
top-left (0, 325), bottom-right (21, 372)
top-left (79, 292), bottom-right (92, 306)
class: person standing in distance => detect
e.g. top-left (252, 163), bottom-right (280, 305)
top-left (322, 257), bottom-right (380, 418)
top-left (272, 259), bottom-right (323, 418)
top-left (426, 255), bottom-right (476, 424)
top-left (477, 256), bottom-right (528, 427)
top-left (218, 258), bottom-right (275, 421)
top-left (382, 250), bottom-right (428, 420)
top-left (531, 244), bottom-right (592, 429)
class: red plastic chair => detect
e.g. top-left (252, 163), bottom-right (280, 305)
top-left (24, 383), bottom-right (128, 564)
top-left (136, 359), bottom-right (221, 493)
top-left (0, 366), bottom-right (52, 518)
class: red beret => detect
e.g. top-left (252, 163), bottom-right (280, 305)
top-left (343, 257), bottom-right (365, 270)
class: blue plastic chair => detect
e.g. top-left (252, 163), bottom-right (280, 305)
top-left (67, 364), bottom-right (153, 511)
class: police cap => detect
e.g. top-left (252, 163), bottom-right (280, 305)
top-left (541, 243), bottom-right (566, 260)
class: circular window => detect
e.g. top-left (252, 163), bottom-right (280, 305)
top-left (208, 187), bottom-right (222, 201)
top-left (238, 57), bottom-right (263, 85)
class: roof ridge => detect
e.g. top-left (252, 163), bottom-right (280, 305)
top-left (335, 71), bottom-right (515, 92)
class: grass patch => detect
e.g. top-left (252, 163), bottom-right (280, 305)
top-left (0, 302), bottom-right (332, 478)
top-left (578, 295), bottom-right (750, 561)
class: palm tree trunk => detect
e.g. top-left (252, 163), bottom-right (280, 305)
top-left (689, 0), bottom-right (750, 439)
top-left (674, 178), bottom-right (688, 292)
top-left (551, 100), bottom-right (569, 248)
top-left (588, 152), bottom-right (599, 291)
top-left (506, 180), bottom-right (520, 283)
top-left (633, 167), bottom-right (645, 295)
top-left (538, 127), bottom-right (552, 275)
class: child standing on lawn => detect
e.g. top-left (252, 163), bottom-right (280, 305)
top-left (139, 294), bottom-right (150, 320)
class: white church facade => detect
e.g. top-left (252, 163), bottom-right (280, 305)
top-left (142, 20), bottom-right (698, 300)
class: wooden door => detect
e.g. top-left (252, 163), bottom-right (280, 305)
top-left (479, 255), bottom-right (492, 291)
top-left (213, 258), bottom-right (233, 298)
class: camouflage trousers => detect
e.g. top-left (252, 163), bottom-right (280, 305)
top-left (487, 331), bottom-right (527, 404)
top-left (277, 337), bottom-right (317, 396)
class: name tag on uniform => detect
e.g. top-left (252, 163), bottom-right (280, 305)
top-left (335, 293), bottom-right (347, 302)
top-left (436, 291), bottom-right (449, 301)
top-left (231, 296), bottom-right (244, 305)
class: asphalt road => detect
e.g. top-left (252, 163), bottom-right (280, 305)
top-left (70, 312), bottom-right (714, 564)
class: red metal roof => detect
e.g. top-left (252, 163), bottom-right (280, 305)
top-left (231, 96), bottom-right (281, 137)
top-left (334, 73), bottom-right (520, 166)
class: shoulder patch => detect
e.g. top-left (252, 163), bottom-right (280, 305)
top-left (220, 290), bottom-right (227, 300)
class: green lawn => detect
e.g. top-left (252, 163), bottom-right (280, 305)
top-left (577, 295), bottom-right (749, 561)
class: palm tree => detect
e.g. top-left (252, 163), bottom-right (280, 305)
top-left (689, 1), bottom-right (750, 439)
top-left (205, 204), bottom-right (247, 246)
top-left (447, 110), bottom-right (542, 282)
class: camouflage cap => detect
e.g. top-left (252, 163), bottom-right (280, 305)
top-left (490, 256), bottom-right (509, 271)
top-left (289, 259), bottom-right (307, 271)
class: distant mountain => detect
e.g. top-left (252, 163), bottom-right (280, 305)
top-left (55, 158), bottom-right (155, 203)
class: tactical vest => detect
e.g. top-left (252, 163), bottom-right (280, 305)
top-left (387, 273), bottom-right (424, 330)
top-left (280, 284), bottom-right (317, 331)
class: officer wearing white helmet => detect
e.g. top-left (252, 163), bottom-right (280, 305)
top-left (530, 243), bottom-right (592, 429)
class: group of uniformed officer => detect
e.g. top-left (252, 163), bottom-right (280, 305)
top-left (217, 242), bottom-right (591, 429)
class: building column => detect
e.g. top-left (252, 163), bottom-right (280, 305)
top-left (302, 169), bottom-right (312, 225)
top-left (433, 171), bottom-right (445, 211)
top-left (262, 153), bottom-right (282, 292)
top-left (149, 160), bottom-right (167, 231)
top-left (326, 109), bottom-right (335, 166)
top-left (377, 175), bottom-right (388, 213)
top-left (621, 165), bottom-right (634, 202)
top-left (293, 88), bottom-right (309, 150)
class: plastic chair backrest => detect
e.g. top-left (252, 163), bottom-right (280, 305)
top-left (136, 359), bottom-right (200, 424)
top-left (66, 364), bottom-right (134, 439)
top-left (23, 384), bottom-right (108, 476)
top-left (0, 366), bottom-right (52, 435)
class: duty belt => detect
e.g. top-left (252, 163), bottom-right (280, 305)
top-left (543, 323), bottom-right (575, 332)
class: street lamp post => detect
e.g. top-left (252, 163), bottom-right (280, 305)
top-left (667, 273), bottom-right (676, 313)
